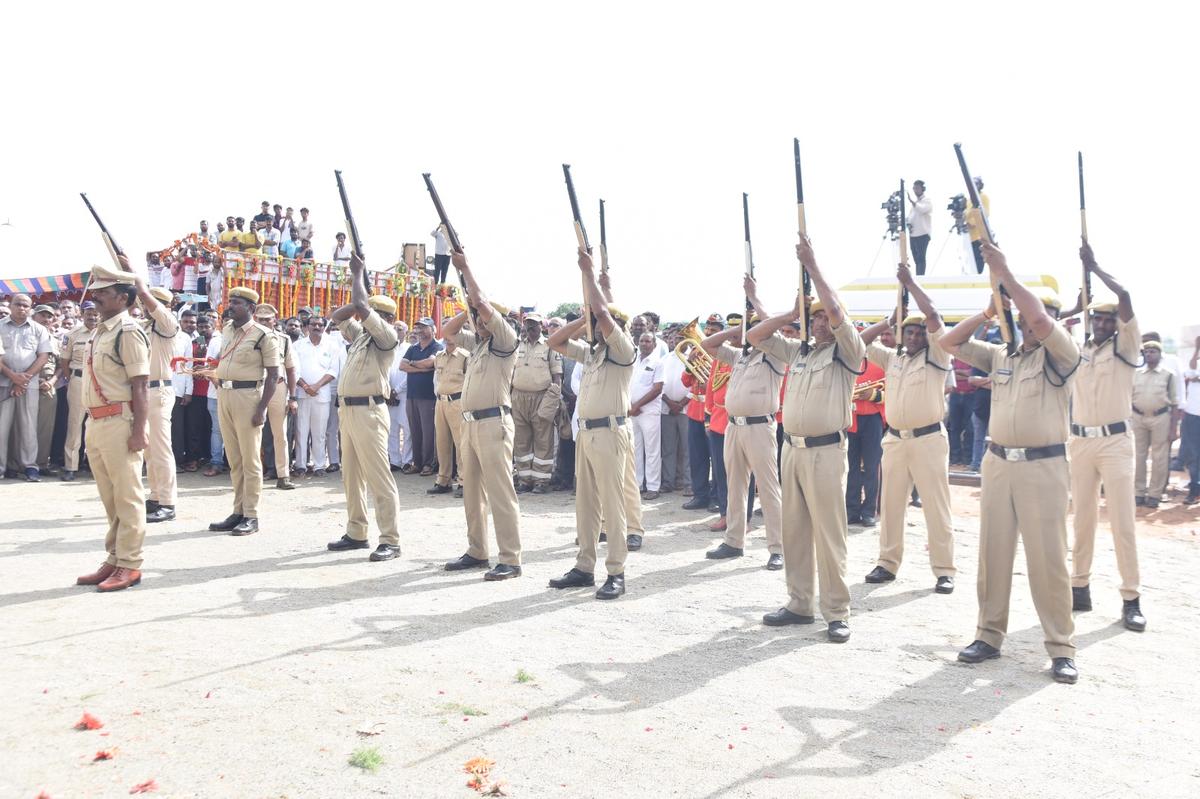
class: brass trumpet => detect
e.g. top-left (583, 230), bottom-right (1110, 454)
top-left (851, 377), bottom-right (886, 401)
top-left (673, 317), bottom-right (712, 383)
top-left (170, 356), bottom-right (217, 380)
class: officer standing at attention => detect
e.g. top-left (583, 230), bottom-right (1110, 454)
top-left (1065, 242), bottom-right (1146, 632)
top-left (253, 304), bottom-right (299, 490)
top-left (858, 263), bottom-right (956, 593)
top-left (936, 242), bottom-right (1081, 684)
top-left (749, 237), bottom-right (864, 643)
top-left (547, 249), bottom-right (637, 600)
top-left (699, 275), bottom-right (785, 570)
top-left (1131, 341), bottom-right (1179, 509)
top-left (59, 301), bottom-right (100, 480)
top-left (208, 286), bottom-right (280, 536)
top-left (131, 278), bottom-right (181, 523)
top-left (439, 250), bottom-right (524, 581)
top-left (428, 337), bottom-right (468, 497)
top-left (324, 253), bottom-right (404, 561)
top-left (74, 263), bottom-right (151, 593)
top-left (511, 312), bottom-right (563, 494)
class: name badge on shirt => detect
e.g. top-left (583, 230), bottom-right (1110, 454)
top-left (794, 362), bottom-right (807, 371)
top-left (996, 368), bottom-right (1013, 376)
top-left (644, 365), bottom-right (654, 372)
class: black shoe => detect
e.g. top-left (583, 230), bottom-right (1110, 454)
top-left (444, 553), bottom-right (489, 571)
top-left (146, 506), bottom-right (176, 524)
top-left (596, 573), bottom-right (625, 600)
top-left (1051, 657), bottom-right (1079, 684)
top-left (935, 576), bottom-right (955, 594)
top-left (865, 565), bottom-right (896, 584)
top-left (957, 640), bottom-right (1001, 663)
top-left (549, 568), bottom-right (595, 589)
top-left (858, 513), bottom-right (877, 527)
top-left (1134, 496), bottom-right (1146, 507)
top-left (484, 563), bottom-right (522, 581)
top-left (531, 484), bottom-right (551, 495)
top-left (24, 468), bottom-right (40, 482)
top-left (1122, 598), bottom-right (1147, 632)
top-left (909, 497), bottom-right (922, 508)
top-left (516, 482), bottom-right (533, 494)
top-left (626, 534), bottom-right (643, 551)
top-left (598, 532), bottom-right (607, 543)
top-left (762, 607), bottom-right (815, 626)
top-left (1145, 497), bottom-right (1160, 509)
top-left (846, 511), bottom-right (861, 525)
top-left (209, 513), bottom-right (244, 531)
top-left (427, 483), bottom-right (452, 495)
top-left (765, 553), bottom-right (783, 571)
top-left (231, 517), bottom-right (259, 536)
top-left (1072, 585), bottom-right (1092, 612)
top-left (705, 543), bottom-right (744, 560)
top-left (827, 620), bottom-right (851, 643)
top-left (707, 503), bottom-right (721, 514)
top-left (369, 544), bottom-right (401, 562)
top-left (327, 464), bottom-right (340, 473)
top-left (682, 497), bottom-right (710, 511)
top-left (146, 499), bottom-right (161, 513)
top-left (454, 485), bottom-right (463, 498)
top-left (61, 470), bottom-right (76, 482)
top-left (328, 534), bottom-right (370, 551)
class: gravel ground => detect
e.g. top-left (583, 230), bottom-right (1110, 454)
top-left (3, 469), bottom-right (1198, 798)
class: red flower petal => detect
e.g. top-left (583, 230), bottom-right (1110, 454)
top-left (728, 744), bottom-right (734, 750)
top-left (129, 778), bottom-right (158, 794)
top-left (94, 748), bottom-right (116, 761)
top-left (74, 713), bottom-right (104, 731)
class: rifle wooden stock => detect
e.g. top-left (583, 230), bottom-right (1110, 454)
top-left (794, 138), bottom-right (811, 355)
top-left (334, 170), bottom-right (371, 293)
top-left (598, 198), bottom-right (608, 275)
top-left (80, 193), bottom-right (125, 271)
top-left (562, 164), bottom-right (593, 342)
top-left (896, 179), bottom-right (910, 353)
top-left (742, 193), bottom-right (754, 351)
top-left (1078, 151), bottom-right (1093, 342)
top-left (953, 143), bottom-right (1015, 354)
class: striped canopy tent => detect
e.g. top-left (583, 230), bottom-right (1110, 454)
top-left (839, 273), bottom-right (1061, 324)
top-left (0, 268), bottom-right (90, 296)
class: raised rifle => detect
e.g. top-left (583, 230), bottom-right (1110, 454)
top-left (80, 193), bottom-right (125, 271)
top-left (599, 199), bottom-right (609, 276)
top-left (896, 179), bottom-right (910, 353)
top-left (421, 173), bottom-right (474, 322)
top-left (334, 169), bottom-right (371, 293)
top-left (794, 138), bottom-right (811, 355)
top-left (1078, 151), bottom-right (1093, 343)
top-left (562, 164), bottom-right (594, 342)
top-left (953, 143), bottom-right (1015, 355)
top-left (742, 192), bottom-right (754, 352)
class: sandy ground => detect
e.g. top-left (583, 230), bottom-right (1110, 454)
top-left (3, 468), bottom-right (1199, 799)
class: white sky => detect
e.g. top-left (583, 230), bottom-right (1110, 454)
top-left (1, 2), bottom-right (1196, 344)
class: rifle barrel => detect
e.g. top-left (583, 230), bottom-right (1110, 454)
top-left (562, 164), bottom-right (590, 252)
top-left (742, 193), bottom-right (754, 350)
top-left (422, 173), bottom-right (464, 253)
top-left (793, 138), bottom-right (810, 354)
top-left (80, 193), bottom-right (124, 257)
top-left (333, 170), bottom-right (370, 292)
top-left (953, 143), bottom-right (1014, 353)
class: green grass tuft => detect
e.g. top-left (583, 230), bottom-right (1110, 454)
top-left (515, 669), bottom-right (536, 684)
top-left (349, 746), bottom-right (384, 773)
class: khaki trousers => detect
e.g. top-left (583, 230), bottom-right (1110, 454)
top-left (878, 430), bottom-right (955, 577)
top-left (145, 385), bottom-right (177, 506)
top-left (780, 438), bottom-right (851, 622)
top-left (85, 414), bottom-right (146, 569)
top-left (976, 450), bottom-right (1075, 658)
top-left (1132, 412), bottom-right (1171, 501)
top-left (460, 414), bottom-right (522, 565)
top-left (434, 397), bottom-right (463, 487)
top-left (1069, 432), bottom-right (1140, 600)
top-left (622, 426), bottom-right (645, 534)
top-left (36, 387), bottom-right (57, 469)
top-left (218, 387), bottom-right (265, 518)
top-left (265, 380), bottom-right (290, 477)
top-left (512, 389), bottom-right (557, 485)
top-left (576, 424), bottom-right (631, 576)
top-left (64, 375), bottom-right (87, 471)
top-left (339, 403), bottom-right (400, 546)
top-left (724, 422), bottom-right (782, 554)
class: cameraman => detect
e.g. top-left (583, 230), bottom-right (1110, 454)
top-left (908, 180), bottom-right (933, 275)
top-left (965, 176), bottom-right (990, 274)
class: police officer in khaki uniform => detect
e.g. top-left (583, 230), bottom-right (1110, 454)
top-left (858, 263), bottom-right (956, 593)
top-left (324, 254), bottom-right (404, 561)
top-left (74, 263), bottom-right (151, 593)
top-left (208, 286), bottom-right (280, 536)
top-left (132, 282), bottom-right (180, 522)
top-left (253, 304), bottom-right (299, 491)
top-left (59, 301), bottom-right (99, 480)
top-left (750, 237), bottom-right (864, 643)
top-left (31, 305), bottom-right (61, 475)
top-left (428, 339), bottom-right (467, 496)
top-left (937, 242), bottom-right (1081, 684)
top-left (511, 313), bottom-right (563, 494)
top-left (1132, 341), bottom-right (1178, 508)
top-left (1065, 243), bottom-right (1145, 632)
top-left (700, 276), bottom-right (784, 570)
top-left (547, 249), bottom-right (637, 600)
top-left (440, 251), bottom-right (523, 581)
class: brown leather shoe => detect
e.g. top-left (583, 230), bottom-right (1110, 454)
top-left (709, 516), bottom-right (727, 532)
top-left (97, 567), bottom-right (142, 592)
top-left (77, 562), bottom-right (117, 586)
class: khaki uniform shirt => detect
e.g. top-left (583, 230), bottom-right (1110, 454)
top-left (453, 311), bottom-right (519, 412)
top-left (39, 333), bottom-right (61, 384)
top-left (759, 321), bottom-right (866, 436)
top-left (567, 326), bottom-right (637, 420)
top-left (956, 322), bottom-right (1080, 448)
top-left (145, 303), bottom-right (181, 381)
top-left (276, 331), bottom-right (299, 372)
top-left (866, 327), bottom-right (953, 430)
top-left (1132, 365), bottom-right (1176, 415)
top-left (84, 311), bottom-right (150, 406)
top-left (434, 348), bottom-right (468, 396)
top-left (215, 320), bottom-right (281, 381)
top-left (1072, 316), bottom-right (1141, 426)
top-left (512, 338), bottom-right (562, 392)
top-left (66, 324), bottom-right (94, 372)
top-left (714, 342), bottom-right (786, 418)
top-left (337, 311), bottom-right (398, 398)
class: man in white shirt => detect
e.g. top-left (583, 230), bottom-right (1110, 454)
top-left (293, 316), bottom-right (339, 474)
top-left (295, 207), bottom-right (314, 245)
top-left (630, 332), bottom-right (665, 498)
top-left (324, 323), bottom-right (349, 472)
top-left (332, 232), bottom-right (352, 266)
top-left (1182, 335), bottom-right (1200, 504)
top-left (387, 321), bottom-right (413, 470)
top-left (659, 327), bottom-right (690, 492)
top-left (278, 207), bottom-right (295, 242)
top-left (260, 220), bottom-right (281, 261)
top-left (431, 225), bottom-right (451, 284)
top-left (170, 310), bottom-right (196, 467)
top-left (908, 179), bottom-right (934, 275)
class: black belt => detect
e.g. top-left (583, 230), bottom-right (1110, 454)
top-left (888, 422), bottom-right (943, 440)
top-left (1132, 406), bottom-right (1171, 417)
top-left (148, 379), bottom-right (171, 388)
top-left (784, 431), bottom-right (844, 449)
top-left (342, 395), bottom-right (387, 406)
top-left (462, 405), bottom-right (510, 422)
top-left (988, 442), bottom-right (1067, 462)
top-left (71, 369), bottom-right (83, 377)
top-left (1070, 421), bottom-right (1127, 438)
top-left (581, 415), bottom-right (626, 430)
top-left (220, 380), bottom-right (263, 390)
top-left (439, 392), bottom-right (462, 402)
top-left (729, 415), bottom-right (772, 426)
